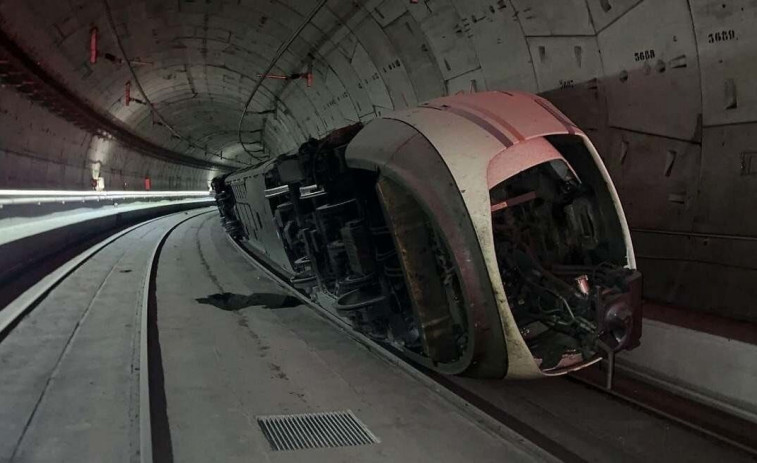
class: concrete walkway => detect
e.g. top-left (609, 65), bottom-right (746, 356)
top-left (156, 213), bottom-right (544, 462)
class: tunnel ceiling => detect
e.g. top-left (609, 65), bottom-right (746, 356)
top-left (0, 0), bottom-right (732, 167)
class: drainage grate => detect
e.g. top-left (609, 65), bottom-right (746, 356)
top-left (257, 410), bottom-right (379, 451)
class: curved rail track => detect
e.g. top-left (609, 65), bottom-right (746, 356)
top-left (0, 208), bottom-right (213, 462)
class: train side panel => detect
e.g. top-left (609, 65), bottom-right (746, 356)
top-left (227, 166), bottom-right (295, 275)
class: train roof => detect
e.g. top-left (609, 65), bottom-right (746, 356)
top-left (394, 91), bottom-right (584, 151)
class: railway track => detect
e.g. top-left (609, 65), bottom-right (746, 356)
top-left (225, 233), bottom-right (757, 461)
top-left (0, 208), bottom-right (213, 462)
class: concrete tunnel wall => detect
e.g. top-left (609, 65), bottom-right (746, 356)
top-left (0, 0), bottom-right (756, 322)
top-left (0, 87), bottom-right (218, 190)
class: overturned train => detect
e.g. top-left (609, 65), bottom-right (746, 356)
top-left (212, 91), bottom-right (642, 379)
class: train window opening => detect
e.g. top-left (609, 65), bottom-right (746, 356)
top-left (546, 134), bottom-right (628, 265)
top-left (490, 156), bottom-right (633, 372)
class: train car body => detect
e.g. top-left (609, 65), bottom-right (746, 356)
top-left (214, 91), bottom-right (642, 379)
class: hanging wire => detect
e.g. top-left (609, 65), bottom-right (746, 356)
top-left (100, 0), bottom-right (240, 164)
top-left (237, 0), bottom-right (329, 165)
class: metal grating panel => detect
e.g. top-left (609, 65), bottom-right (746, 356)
top-left (257, 410), bottom-right (379, 451)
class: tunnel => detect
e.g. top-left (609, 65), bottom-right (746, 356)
top-left (1, 1), bottom-right (756, 461)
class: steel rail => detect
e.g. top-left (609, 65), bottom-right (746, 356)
top-left (568, 363), bottom-right (757, 456)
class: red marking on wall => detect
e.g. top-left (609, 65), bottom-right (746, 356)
top-left (89, 27), bottom-right (97, 64)
top-left (144, 177), bottom-right (151, 190)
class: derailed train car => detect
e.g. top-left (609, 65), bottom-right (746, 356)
top-left (213, 91), bottom-right (642, 379)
